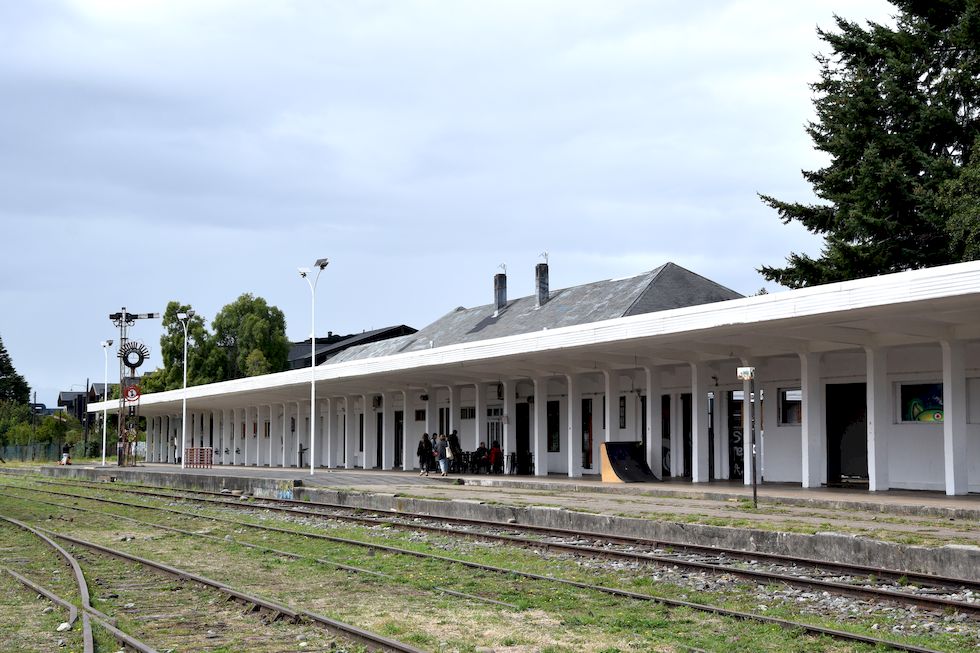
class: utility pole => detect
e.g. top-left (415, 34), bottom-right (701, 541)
top-left (83, 376), bottom-right (90, 446)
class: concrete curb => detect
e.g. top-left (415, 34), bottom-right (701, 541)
top-left (11, 466), bottom-right (977, 581)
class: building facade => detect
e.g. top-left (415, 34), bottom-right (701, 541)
top-left (92, 261), bottom-right (980, 495)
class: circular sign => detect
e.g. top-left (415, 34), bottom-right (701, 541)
top-left (124, 385), bottom-right (141, 402)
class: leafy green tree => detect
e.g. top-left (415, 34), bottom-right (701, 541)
top-left (141, 301), bottom-right (225, 393)
top-left (760, 1), bottom-right (980, 287)
top-left (212, 294), bottom-right (290, 379)
top-left (0, 400), bottom-right (31, 446)
top-left (0, 335), bottom-right (30, 404)
top-left (5, 422), bottom-right (32, 446)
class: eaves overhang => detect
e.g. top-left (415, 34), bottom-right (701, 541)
top-left (90, 260), bottom-right (980, 416)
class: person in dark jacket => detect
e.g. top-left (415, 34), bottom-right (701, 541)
top-left (416, 433), bottom-right (433, 476)
top-left (447, 429), bottom-right (462, 472)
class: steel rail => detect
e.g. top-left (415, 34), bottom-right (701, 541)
top-left (0, 517), bottom-right (157, 653)
top-left (0, 486), bottom-right (948, 653)
top-left (23, 474), bottom-right (978, 591)
top-left (15, 522), bottom-right (426, 653)
top-left (11, 479), bottom-right (977, 617)
top-left (8, 490), bottom-right (519, 611)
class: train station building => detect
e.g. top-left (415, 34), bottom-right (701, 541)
top-left (91, 260), bottom-right (980, 496)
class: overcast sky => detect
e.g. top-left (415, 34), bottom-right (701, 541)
top-left (1, 0), bottom-right (897, 407)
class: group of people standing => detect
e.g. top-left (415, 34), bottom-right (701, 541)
top-left (416, 431), bottom-right (458, 477)
top-left (416, 430), bottom-right (504, 476)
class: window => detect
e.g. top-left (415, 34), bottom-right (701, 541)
top-left (414, 409), bottom-right (426, 422)
top-left (486, 407), bottom-right (503, 446)
top-left (778, 389), bottom-right (802, 426)
top-left (619, 395), bottom-right (627, 429)
top-left (900, 383), bottom-right (943, 422)
top-left (460, 406), bottom-right (476, 420)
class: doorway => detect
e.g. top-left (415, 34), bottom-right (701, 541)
top-left (727, 391), bottom-right (744, 480)
top-left (376, 416), bottom-right (383, 469)
top-left (681, 393), bottom-right (692, 478)
top-left (394, 410), bottom-right (403, 468)
top-left (661, 395), bottom-right (671, 477)
top-left (516, 402), bottom-right (531, 474)
top-left (826, 383), bottom-right (868, 486)
top-left (581, 398), bottom-right (593, 470)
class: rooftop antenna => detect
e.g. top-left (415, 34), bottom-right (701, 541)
top-left (540, 251), bottom-right (548, 264)
top-left (498, 263), bottom-right (506, 275)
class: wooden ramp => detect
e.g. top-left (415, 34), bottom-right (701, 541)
top-left (600, 441), bottom-right (660, 483)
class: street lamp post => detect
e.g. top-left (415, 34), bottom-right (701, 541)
top-left (176, 310), bottom-right (195, 469)
top-left (100, 340), bottom-right (113, 465)
top-left (299, 258), bottom-right (329, 476)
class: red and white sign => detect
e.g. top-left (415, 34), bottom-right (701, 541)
top-left (124, 385), bottom-right (141, 402)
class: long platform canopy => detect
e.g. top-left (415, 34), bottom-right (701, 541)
top-left (90, 261), bottom-right (980, 416)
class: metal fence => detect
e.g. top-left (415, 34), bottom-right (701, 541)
top-left (0, 442), bottom-right (62, 463)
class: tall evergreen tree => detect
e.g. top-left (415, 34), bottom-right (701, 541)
top-left (0, 335), bottom-right (30, 404)
top-left (760, 1), bottom-right (980, 288)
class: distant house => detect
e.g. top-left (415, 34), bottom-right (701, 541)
top-left (57, 391), bottom-right (88, 424)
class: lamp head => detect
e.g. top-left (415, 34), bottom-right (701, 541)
top-left (101, 339), bottom-right (113, 348)
top-left (298, 267), bottom-right (310, 278)
top-left (176, 309), bottom-right (194, 321)
top-left (314, 257), bottom-right (329, 270)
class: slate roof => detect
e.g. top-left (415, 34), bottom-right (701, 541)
top-left (290, 325), bottom-right (418, 369)
top-left (329, 263), bottom-right (741, 364)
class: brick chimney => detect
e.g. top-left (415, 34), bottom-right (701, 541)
top-left (536, 262), bottom-right (549, 307)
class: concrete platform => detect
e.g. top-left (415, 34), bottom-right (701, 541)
top-left (6, 462), bottom-right (979, 579)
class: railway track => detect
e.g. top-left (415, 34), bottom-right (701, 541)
top-left (0, 479), bottom-right (964, 652)
top-left (0, 509), bottom-right (426, 652)
top-left (11, 475), bottom-right (977, 617)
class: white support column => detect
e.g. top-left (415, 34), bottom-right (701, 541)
top-left (800, 352), bottom-right (823, 488)
top-left (266, 405), bottom-right (275, 467)
top-left (603, 369), bottom-right (618, 442)
top-left (502, 379), bottom-right (516, 466)
top-left (449, 385), bottom-right (461, 436)
top-left (691, 362), bottom-right (710, 483)
top-left (146, 418), bottom-right (154, 462)
top-left (565, 374), bottom-right (582, 478)
top-left (246, 407), bottom-right (255, 466)
top-left (290, 403), bottom-right (299, 467)
top-left (644, 365), bottom-right (663, 478)
top-left (275, 403), bottom-right (284, 468)
top-left (211, 412), bottom-right (219, 464)
top-left (941, 340), bottom-right (969, 495)
top-left (344, 396), bottom-right (356, 469)
top-left (229, 411), bottom-right (236, 464)
top-left (299, 402), bottom-right (311, 468)
top-left (311, 399), bottom-right (320, 470)
top-left (162, 416), bottom-right (170, 463)
top-left (381, 392), bottom-right (395, 470)
top-left (363, 394), bottom-right (377, 469)
top-left (222, 410), bottom-right (230, 464)
top-left (532, 377), bottom-right (548, 476)
top-left (424, 391), bottom-right (435, 437)
top-left (865, 346), bottom-right (890, 491)
top-left (321, 398), bottom-right (332, 468)
top-left (474, 382), bottom-right (487, 451)
top-left (402, 390), bottom-right (414, 471)
top-left (155, 417), bottom-right (162, 462)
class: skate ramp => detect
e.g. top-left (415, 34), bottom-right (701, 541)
top-left (600, 441), bottom-right (660, 483)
